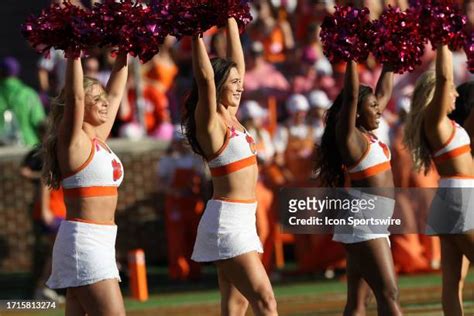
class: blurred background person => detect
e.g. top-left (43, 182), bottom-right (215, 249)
top-left (240, 100), bottom-right (277, 273)
top-left (307, 89), bottom-right (331, 146)
top-left (0, 57), bottom-right (45, 146)
top-left (157, 127), bottom-right (207, 281)
top-left (20, 121), bottom-right (66, 302)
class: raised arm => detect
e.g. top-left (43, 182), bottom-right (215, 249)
top-left (192, 36), bottom-right (218, 133)
top-left (375, 65), bottom-right (394, 112)
top-left (336, 60), bottom-right (368, 163)
top-left (59, 58), bottom-right (85, 146)
top-left (425, 45), bottom-right (453, 126)
top-left (96, 52), bottom-right (128, 140)
top-left (337, 61), bottom-right (359, 140)
top-left (226, 18), bottom-right (245, 78)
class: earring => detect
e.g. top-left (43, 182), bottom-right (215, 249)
top-left (356, 114), bottom-right (360, 118)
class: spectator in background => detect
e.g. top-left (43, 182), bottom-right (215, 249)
top-left (20, 121), bottom-right (66, 303)
top-left (240, 100), bottom-right (278, 273)
top-left (37, 48), bottom-right (66, 109)
top-left (119, 66), bottom-right (173, 140)
top-left (295, 0), bottom-right (333, 42)
top-left (291, 46), bottom-right (318, 94)
top-left (144, 36), bottom-right (179, 93)
top-left (274, 94), bottom-right (316, 274)
top-left (157, 127), bottom-right (206, 281)
top-left (210, 29), bottom-right (227, 59)
top-left (248, 0), bottom-right (295, 65)
top-left (0, 57), bottom-right (45, 146)
top-left (83, 56), bottom-right (100, 82)
top-left (465, 0), bottom-right (474, 31)
top-left (273, 94), bottom-right (314, 185)
top-left (389, 97), bottom-right (437, 275)
top-left (300, 22), bottom-right (323, 63)
top-left (244, 41), bottom-right (290, 103)
top-left (307, 89), bottom-right (331, 145)
top-left (95, 49), bottom-right (116, 88)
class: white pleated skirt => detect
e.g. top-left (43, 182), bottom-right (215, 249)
top-left (46, 220), bottom-right (121, 289)
top-left (192, 199), bottom-right (263, 262)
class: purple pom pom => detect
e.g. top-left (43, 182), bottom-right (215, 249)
top-left (320, 5), bottom-right (374, 63)
top-left (21, 1), bottom-right (91, 58)
top-left (221, 0), bottom-right (253, 32)
top-left (371, 6), bottom-right (425, 74)
top-left (151, 0), bottom-right (221, 39)
top-left (91, 1), bottom-right (166, 62)
top-left (151, 0), bottom-right (252, 38)
top-left (418, 0), bottom-right (467, 50)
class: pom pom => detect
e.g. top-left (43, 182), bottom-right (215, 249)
top-left (222, 0), bottom-right (253, 32)
top-left (418, 0), bottom-right (467, 50)
top-left (21, 1), bottom-right (91, 58)
top-left (151, 0), bottom-right (252, 38)
top-left (464, 31), bottom-right (474, 73)
top-left (371, 6), bottom-right (425, 73)
top-left (91, 0), bottom-right (165, 62)
top-left (151, 0), bottom-right (222, 39)
top-left (320, 5), bottom-right (374, 63)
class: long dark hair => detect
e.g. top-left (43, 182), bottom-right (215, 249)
top-left (181, 58), bottom-right (237, 158)
top-left (449, 81), bottom-right (474, 126)
top-left (314, 85), bottom-right (373, 187)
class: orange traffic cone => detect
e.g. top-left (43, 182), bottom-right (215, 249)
top-left (128, 249), bottom-right (148, 301)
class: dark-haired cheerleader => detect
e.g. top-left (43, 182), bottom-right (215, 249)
top-left (315, 60), bottom-right (402, 316)
top-left (182, 18), bottom-right (278, 316)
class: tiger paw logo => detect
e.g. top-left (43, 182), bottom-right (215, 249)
top-left (230, 127), bottom-right (238, 138)
top-left (246, 135), bottom-right (257, 154)
top-left (112, 159), bottom-right (123, 181)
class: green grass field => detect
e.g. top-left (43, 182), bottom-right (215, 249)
top-left (1, 269), bottom-right (473, 316)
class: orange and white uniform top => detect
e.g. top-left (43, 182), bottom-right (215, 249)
top-left (61, 138), bottom-right (124, 198)
top-left (207, 126), bottom-right (258, 177)
top-left (347, 133), bottom-right (391, 181)
top-left (432, 120), bottom-right (471, 165)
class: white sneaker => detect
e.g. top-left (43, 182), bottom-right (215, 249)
top-left (34, 288), bottom-right (65, 304)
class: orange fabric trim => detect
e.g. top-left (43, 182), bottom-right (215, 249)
top-left (210, 155), bottom-right (257, 177)
top-left (433, 120), bottom-right (456, 155)
top-left (63, 186), bottom-right (118, 197)
top-left (347, 135), bottom-right (370, 170)
top-left (214, 197), bottom-right (258, 203)
top-left (68, 217), bottom-right (115, 226)
top-left (62, 139), bottom-right (95, 179)
top-left (440, 174), bottom-right (474, 179)
top-left (207, 129), bottom-right (231, 161)
top-left (433, 145), bottom-right (471, 164)
top-left (349, 161), bottom-right (391, 181)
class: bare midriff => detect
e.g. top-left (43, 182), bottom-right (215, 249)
top-left (65, 196), bottom-right (118, 224)
top-left (350, 169), bottom-right (394, 199)
top-left (211, 164), bottom-right (258, 201)
top-left (435, 153), bottom-right (474, 177)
